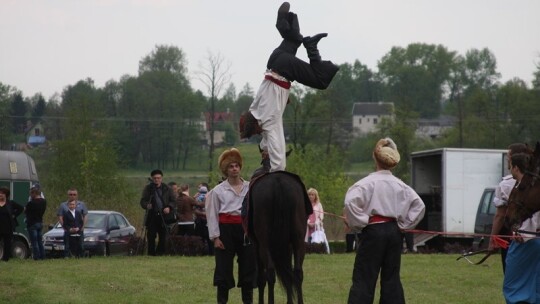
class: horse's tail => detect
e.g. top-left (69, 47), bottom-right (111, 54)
top-left (268, 174), bottom-right (300, 299)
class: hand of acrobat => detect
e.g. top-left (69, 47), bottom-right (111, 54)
top-left (214, 238), bottom-right (225, 250)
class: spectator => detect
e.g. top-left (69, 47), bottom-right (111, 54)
top-left (57, 188), bottom-right (88, 258)
top-left (489, 143), bottom-right (530, 273)
top-left (0, 187), bottom-right (23, 261)
top-left (176, 184), bottom-right (202, 236)
top-left (503, 153), bottom-right (540, 304)
top-left (305, 187), bottom-right (324, 243)
top-left (194, 183), bottom-right (212, 255)
top-left (205, 148), bottom-right (256, 303)
top-left (140, 169), bottom-right (176, 256)
top-left (344, 138), bottom-right (425, 304)
top-left (168, 182), bottom-right (179, 200)
top-left (62, 200), bottom-right (84, 258)
top-left (25, 187), bottom-right (47, 260)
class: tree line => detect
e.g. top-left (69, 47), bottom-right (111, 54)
top-left (1, 43), bottom-right (539, 214)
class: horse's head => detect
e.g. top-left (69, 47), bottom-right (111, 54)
top-left (505, 142), bottom-right (540, 230)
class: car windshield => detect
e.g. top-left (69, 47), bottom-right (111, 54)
top-left (85, 213), bottom-right (106, 229)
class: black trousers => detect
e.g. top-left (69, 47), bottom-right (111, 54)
top-left (0, 232), bottom-right (12, 261)
top-left (147, 215), bottom-right (167, 256)
top-left (213, 223), bottom-right (257, 290)
top-left (348, 222), bottom-right (404, 304)
top-left (346, 233), bottom-right (361, 253)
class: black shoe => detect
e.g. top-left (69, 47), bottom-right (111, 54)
top-left (277, 2), bottom-right (290, 19)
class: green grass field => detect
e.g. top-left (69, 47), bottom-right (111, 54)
top-left (0, 253), bottom-right (505, 303)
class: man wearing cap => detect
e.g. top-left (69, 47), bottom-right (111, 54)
top-left (240, 2), bottom-right (339, 173)
top-left (140, 169), bottom-right (176, 256)
top-left (205, 148), bottom-right (256, 304)
top-left (344, 138), bottom-right (425, 304)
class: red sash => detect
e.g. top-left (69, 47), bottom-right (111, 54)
top-left (265, 75), bottom-right (291, 89)
top-left (219, 213), bottom-right (242, 224)
top-left (368, 215), bottom-right (395, 224)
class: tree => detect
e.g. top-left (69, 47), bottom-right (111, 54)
top-left (196, 50), bottom-right (231, 175)
top-left (10, 92), bottom-right (27, 134)
top-left (378, 43), bottom-right (457, 118)
top-left (29, 94), bottom-right (46, 125)
top-left (46, 79), bottom-right (129, 205)
top-left (0, 82), bottom-right (16, 149)
top-left (444, 48), bottom-right (502, 147)
top-left (139, 44), bottom-right (189, 86)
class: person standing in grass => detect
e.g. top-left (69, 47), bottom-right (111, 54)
top-left (344, 137), bottom-right (425, 304)
top-left (25, 187), bottom-right (47, 260)
top-left (205, 148), bottom-right (256, 304)
top-left (503, 153), bottom-right (540, 304)
top-left (0, 187), bottom-right (23, 261)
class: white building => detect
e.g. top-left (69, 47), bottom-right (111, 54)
top-left (352, 102), bottom-right (394, 137)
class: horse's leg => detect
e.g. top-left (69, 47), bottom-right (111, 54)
top-left (293, 245), bottom-right (306, 304)
top-left (267, 256), bottom-right (276, 304)
top-left (255, 241), bottom-right (267, 304)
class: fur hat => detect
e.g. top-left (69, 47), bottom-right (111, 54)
top-left (218, 148), bottom-right (243, 177)
top-left (373, 137), bottom-right (400, 169)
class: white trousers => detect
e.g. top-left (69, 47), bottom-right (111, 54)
top-left (249, 78), bottom-right (290, 171)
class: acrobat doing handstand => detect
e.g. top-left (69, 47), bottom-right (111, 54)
top-left (240, 2), bottom-right (339, 174)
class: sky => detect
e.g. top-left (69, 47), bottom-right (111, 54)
top-left (1, 0), bottom-right (539, 100)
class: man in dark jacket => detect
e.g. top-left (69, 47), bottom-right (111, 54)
top-left (0, 187), bottom-right (23, 261)
top-left (62, 200), bottom-right (84, 258)
top-left (140, 169), bottom-right (176, 256)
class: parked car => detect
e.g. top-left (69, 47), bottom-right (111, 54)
top-left (43, 210), bottom-right (136, 257)
top-left (473, 187), bottom-right (496, 249)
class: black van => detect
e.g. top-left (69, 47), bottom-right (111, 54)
top-left (0, 150), bottom-right (39, 259)
top-left (473, 187), bottom-right (496, 249)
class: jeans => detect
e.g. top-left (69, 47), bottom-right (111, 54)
top-left (27, 222), bottom-right (45, 260)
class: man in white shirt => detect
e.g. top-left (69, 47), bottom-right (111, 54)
top-left (503, 152), bottom-right (540, 304)
top-left (205, 148), bottom-right (256, 304)
top-left (344, 138), bottom-right (425, 304)
top-left (488, 143), bottom-right (529, 273)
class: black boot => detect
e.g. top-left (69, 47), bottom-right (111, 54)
top-left (303, 33), bottom-right (328, 62)
top-left (241, 287), bottom-right (254, 304)
top-left (217, 287), bottom-right (229, 304)
top-left (251, 153), bottom-right (270, 179)
top-left (276, 3), bottom-right (302, 44)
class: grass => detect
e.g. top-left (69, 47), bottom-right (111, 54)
top-left (0, 253), bottom-right (505, 303)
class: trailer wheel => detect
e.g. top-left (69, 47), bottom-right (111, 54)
top-left (12, 240), bottom-right (29, 259)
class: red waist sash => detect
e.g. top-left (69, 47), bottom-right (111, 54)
top-left (219, 213), bottom-right (242, 224)
top-left (368, 215), bottom-right (396, 224)
top-left (265, 75), bottom-right (291, 89)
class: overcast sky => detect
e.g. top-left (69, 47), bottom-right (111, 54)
top-left (1, 0), bottom-right (539, 100)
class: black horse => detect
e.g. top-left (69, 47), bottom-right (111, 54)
top-left (248, 171), bottom-right (312, 304)
top-left (506, 142), bottom-right (540, 231)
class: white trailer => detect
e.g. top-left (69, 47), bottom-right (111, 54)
top-left (410, 148), bottom-right (507, 246)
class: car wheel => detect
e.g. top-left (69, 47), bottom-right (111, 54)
top-left (12, 240), bottom-right (29, 259)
